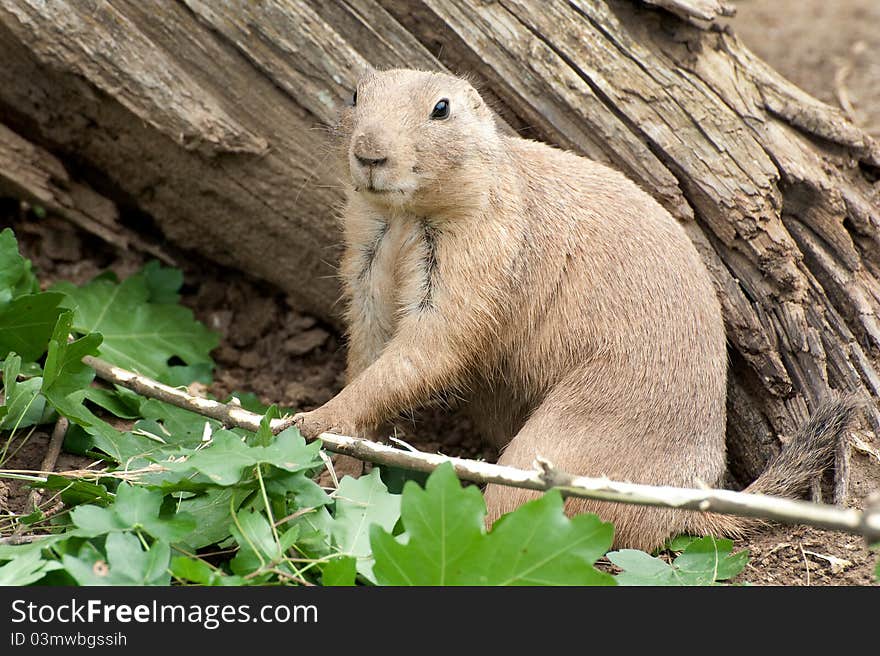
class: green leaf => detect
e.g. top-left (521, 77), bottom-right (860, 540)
top-left (138, 399), bottom-right (223, 441)
top-left (371, 463), bottom-right (614, 586)
top-left (170, 555), bottom-right (243, 586)
top-left (170, 555), bottom-right (215, 584)
top-left (129, 399), bottom-right (223, 458)
top-left (0, 229), bottom-right (55, 360)
top-left (0, 539), bottom-right (66, 586)
top-left (18, 361), bottom-right (43, 377)
top-left (265, 471), bottom-right (332, 509)
top-left (370, 463), bottom-right (482, 586)
top-left (379, 465), bottom-right (430, 495)
top-left (70, 483), bottom-right (195, 542)
top-left (175, 487), bottom-right (248, 550)
top-left (41, 311), bottom-right (125, 460)
top-left (62, 533), bottom-right (171, 585)
top-left (70, 505), bottom-right (129, 535)
top-left (19, 509), bottom-right (44, 525)
top-left (0, 548), bottom-right (63, 585)
top-left (0, 364), bottom-right (51, 431)
top-left (279, 525), bottom-right (301, 552)
top-left (164, 428), bottom-right (323, 486)
top-left (2, 351), bottom-right (19, 398)
top-left (61, 423), bottom-right (102, 457)
top-left (83, 387), bottom-right (141, 419)
top-left (674, 536), bottom-right (749, 582)
top-left (609, 535), bottom-right (748, 586)
top-left (0, 535), bottom-right (65, 561)
top-left (1, 353), bottom-right (54, 431)
top-left (141, 261), bottom-right (183, 305)
top-left (607, 549), bottom-right (679, 585)
top-left (53, 269), bottom-right (217, 384)
top-left (42, 312), bottom-right (101, 400)
top-left (0, 228), bottom-right (39, 304)
top-left (474, 492), bottom-right (614, 585)
top-left (92, 398), bottom-right (226, 469)
top-left (41, 474), bottom-right (112, 506)
top-left (290, 507), bottom-right (334, 557)
top-left (322, 556), bottom-right (357, 586)
top-left (107, 399), bottom-right (226, 471)
top-left (331, 469), bottom-right (401, 583)
top-left (0, 292), bottom-right (65, 361)
top-left (230, 508), bottom-right (281, 575)
top-left (665, 534), bottom-right (701, 553)
top-left (253, 406), bottom-right (280, 447)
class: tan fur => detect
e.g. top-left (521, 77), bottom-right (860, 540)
top-left (292, 69), bottom-right (850, 551)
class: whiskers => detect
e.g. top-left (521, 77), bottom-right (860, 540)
top-left (292, 126), bottom-right (347, 206)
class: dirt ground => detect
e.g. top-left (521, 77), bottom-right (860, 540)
top-left (729, 0), bottom-right (880, 139)
top-left (2, 1), bottom-right (879, 585)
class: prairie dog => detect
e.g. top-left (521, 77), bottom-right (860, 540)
top-left (293, 69), bottom-right (855, 550)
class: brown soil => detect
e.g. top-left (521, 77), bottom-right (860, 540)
top-left (728, 0), bottom-right (880, 139)
top-left (737, 525), bottom-right (876, 586)
top-left (2, 0), bottom-right (879, 584)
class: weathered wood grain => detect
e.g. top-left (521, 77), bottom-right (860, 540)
top-left (0, 0), bottom-right (440, 321)
top-left (0, 121), bottom-right (160, 257)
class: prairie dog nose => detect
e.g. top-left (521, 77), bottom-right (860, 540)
top-left (355, 154), bottom-right (388, 168)
top-left (353, 132), bottom-right (388, 168)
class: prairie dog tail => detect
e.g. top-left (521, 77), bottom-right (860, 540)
top-left (689, 397), bottom-right (860, 538)
top-left (744, 397), bottom-right (859, 497)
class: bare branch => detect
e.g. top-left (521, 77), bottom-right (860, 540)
top-left (0, 533), bottom-right (54, 546)
top-left (23, 416), bottom-right (68, 514)
top-left (83, 355), bottom-right (880, 543)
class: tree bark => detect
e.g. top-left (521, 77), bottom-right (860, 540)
top-left (0, 0), bottom-right (877, 495)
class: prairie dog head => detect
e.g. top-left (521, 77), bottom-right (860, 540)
top-left (336, 69), bottom-right (500, 213)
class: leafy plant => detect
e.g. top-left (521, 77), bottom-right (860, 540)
top-left (63, 533), bottom-right (172, 586)
top-left (608, 536), bottom-right (748, 585)
top-left (69, 483), bottom-right (196, 542)
top-left (0, 228), bottom-right (40, 302)
top-left (0, 225), bottom-right (756, 587)
top-left (0, 354), bottom-right (52, 432)
top-left (0, 542), bottom-right (64, 585)
top-left (52, 262), bottom-right (217, 385)
top-left (370, 463), bottom-right (615, 585)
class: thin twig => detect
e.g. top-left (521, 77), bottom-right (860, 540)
top-left (23, 417), bottom-right (69, 514)
top-left (0, 533), bottom-right (56, 546)
top-left (274, 507), bottom-right (318, 528)
top-left (83, 355), bottom-right (880, 543)
top-left (799, 543), bottom-right (811, 586)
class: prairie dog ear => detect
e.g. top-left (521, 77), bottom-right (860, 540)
top-left (464, 85), bottom-right (491, 117)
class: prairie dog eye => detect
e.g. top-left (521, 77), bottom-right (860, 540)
top-left (430, 98), bottom-right (450, 120)
top-left (351, 90), bottom-right (358, 106)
